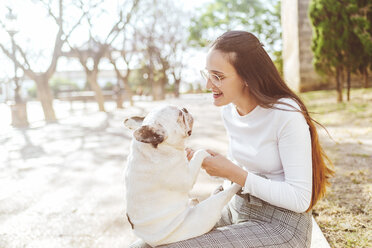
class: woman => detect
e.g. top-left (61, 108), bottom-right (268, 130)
top-left (131, 31), bottom-right (333, 248)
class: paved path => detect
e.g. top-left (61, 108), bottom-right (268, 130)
top-left (0, 95), bottom-right (227, 248)
top-left (0, 95), bottom-right (329, 247)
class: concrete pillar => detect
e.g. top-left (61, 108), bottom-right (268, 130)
top-left (282, 0), bottom-right (323, 92)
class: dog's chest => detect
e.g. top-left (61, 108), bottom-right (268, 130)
top-left (126, 144), bottom-right (192, 193)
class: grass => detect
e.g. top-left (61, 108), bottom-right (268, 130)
top-left (301, 88), bottom-right (372, 126)
top-left (300, 88), bottom-right (372, 248)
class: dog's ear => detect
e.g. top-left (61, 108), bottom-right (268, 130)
top-left (133, 124), bottom-right (167, 148)
top-left (124, 116), bottom-right (145, 130)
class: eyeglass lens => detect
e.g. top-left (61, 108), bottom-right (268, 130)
top-left (200, 70), bottom-right (221, 87)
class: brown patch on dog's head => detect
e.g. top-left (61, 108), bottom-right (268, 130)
top-left (133, 124), bottom-right (167, 148)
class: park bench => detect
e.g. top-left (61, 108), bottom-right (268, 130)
top-left (311, 217), bottom-right (331, 248)
top-left (57, 90), bottom-right (117, 102)
top-left (56, 90), bottom-right (127, 110)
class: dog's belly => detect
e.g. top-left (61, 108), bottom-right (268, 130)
top-left (132, 206), bottom-right (190, 244)
top-left (125, 152), bottom-right (195, 243)
top-left (125, 145), bottom-right (214, 245)
top-left (126, 186), bottom-right (192, 242)
top-left (126, 185), bottom-right (189, 219)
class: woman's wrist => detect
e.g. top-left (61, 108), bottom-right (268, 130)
top-left (227, 161), bottom-right (248, 187)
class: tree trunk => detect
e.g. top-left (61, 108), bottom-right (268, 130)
top-left (35, 75), bottom-right (57, 122)
top-left (123, 77), bottom-right (134, 106)
top-left (10, 102), bottom-right (29, 127)
top-left (340, 67), bottom-right (345, 90)
top-left (161, 80), bottom-right (166, 100)
top-left (115, 83), bottom-right (124, 109)
top-left (123, 70), bottom-right (134, 106)
top-left (336, 67), bottom-right (343, 102)
top-left (152, 81), bottom-right (164, 101)
top-left (87, 71), bottom-right (105, 112)
top-left (346, 68), bottom-right (351, 101)
top-left (115, 71), bottom-right (134, 107)
top-left (363, 68), bottom-right (369, 88)
top-left (174, 79), bottom-right (181, 98)
top-left (159, 70), bottom-right (167, 100)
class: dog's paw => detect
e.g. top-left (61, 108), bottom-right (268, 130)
top-left (193, 149), bottom-right (210, 160)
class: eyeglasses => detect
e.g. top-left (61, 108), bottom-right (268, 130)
top-left (200, 69), bottom-right (223, 87)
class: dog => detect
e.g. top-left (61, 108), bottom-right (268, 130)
top-left (124, 105), bottom-right (241, 247)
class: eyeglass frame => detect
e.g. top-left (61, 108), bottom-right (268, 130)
top-left (200, 69), bottom-right (224, 88)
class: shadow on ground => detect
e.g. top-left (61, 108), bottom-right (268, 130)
top-left (0, 96), bottom-right (225, 248)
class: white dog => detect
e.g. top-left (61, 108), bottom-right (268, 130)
top-left (124, 105), bottom-right (241, 247)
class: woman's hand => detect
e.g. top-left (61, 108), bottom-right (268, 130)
top-left (202, 150), bottom-right (235, 178)
top-left (202, 149), bottom-right (248, 187)
top-left (185, 148), bottom-right (231, 178)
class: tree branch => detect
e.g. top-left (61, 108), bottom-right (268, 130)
top-left (105, 0), bottom-right (140, 45)
top-left (40, 0), bottom-right (59, 24)
top-left (108, 52), bottom-right (124, 79)
top-left (63, 5), bottom-right (88, 42)
top-left (13, 43), bottom-right (33, 70)
top-left (0, 42), bottom-right (35, 80)
top-left (45, 0), bottom-right (64, 78)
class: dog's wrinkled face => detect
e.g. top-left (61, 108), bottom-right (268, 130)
top-left (124, 105), bottom-right (193, 148)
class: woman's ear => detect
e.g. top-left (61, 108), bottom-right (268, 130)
top-left (133, 124), bottom-right (167, 148)
top-left (124, 116), bottom-right (145, 130)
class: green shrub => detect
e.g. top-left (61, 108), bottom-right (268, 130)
top-left (27, 85), bottom-right (37, 99)
top-left (103, 81), bottom-right (114, 90)
top-left (50, 77), bottom-right (80, 95)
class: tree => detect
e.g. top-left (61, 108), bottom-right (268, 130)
top-left (108, 47), bottom-right (136, 108)
top-left (351, 0), bottom-right (372, 89)
top-left (108, 22), bottom-right (141, 108)
top-left (342, 0), bottom-right (372, 100)
top-left (0, 0), bottom-right (84, 121)
top-left (165, 9), bottom-right (188, 98)
top-left (188, 0), bottom-right (282, 65)
top-left (310, 0), bottom-right (372, 102)
top-left (135, 0), bottom-right (188, 100)
top-left (64, 0), bottom-right (140, 111)
top-left (310, 0), bottom-right (349, 102)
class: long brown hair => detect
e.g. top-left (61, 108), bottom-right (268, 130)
top-left (212, 31), bottom-right (334, 211)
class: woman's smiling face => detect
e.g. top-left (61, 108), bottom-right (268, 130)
top-left (205, 49), bottom-right (248, 107)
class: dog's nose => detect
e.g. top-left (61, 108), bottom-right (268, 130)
top-left (182, 108), bottom-right (188, 114)
top-left (187, 130), bottom-right (192, 136)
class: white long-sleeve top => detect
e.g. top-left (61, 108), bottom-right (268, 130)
top-left (221, 98), bottom-right (312, 213)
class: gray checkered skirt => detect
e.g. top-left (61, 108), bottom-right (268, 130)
top-left (130, 192), bottom-right (312, 248)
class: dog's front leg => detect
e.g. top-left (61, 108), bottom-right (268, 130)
top-left (188, 149), bottom-right (210, 185)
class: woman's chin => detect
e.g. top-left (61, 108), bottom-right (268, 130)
top-left (212, 93), bottom-right (227, 106)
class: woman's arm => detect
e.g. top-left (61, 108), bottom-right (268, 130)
top-left (243, 113), bottom-right (312, 213)
top-left (202, 113), bottom-right (312, 213)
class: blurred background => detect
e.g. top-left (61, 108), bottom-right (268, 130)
top-left (0, 0), bottom-right (370, 127)
top-left (0, 0), bottom-right (371, 247)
